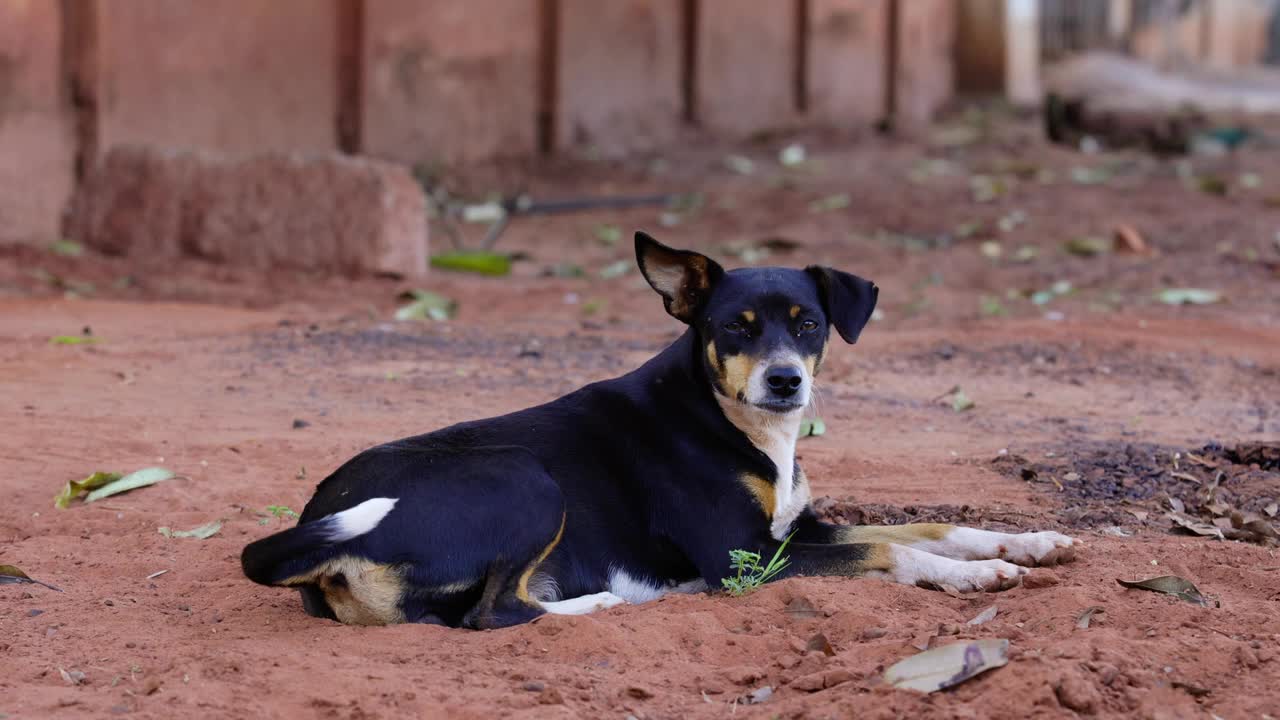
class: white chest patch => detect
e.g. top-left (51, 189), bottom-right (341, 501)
top-left (716, 396), bottom-right (809, 540)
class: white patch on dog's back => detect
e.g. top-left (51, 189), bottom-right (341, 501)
top-left (325, 497), bottom-right (398, 542)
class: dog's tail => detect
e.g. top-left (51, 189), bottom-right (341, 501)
top-left (241, 497), bottom-right (398, 586)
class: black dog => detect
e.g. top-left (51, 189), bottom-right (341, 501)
top-left (242, 232), bottom-right (1075, 628)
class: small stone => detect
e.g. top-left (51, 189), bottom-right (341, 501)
top-left (1023, 572), bottom-right (1060, 589)
top-left (822, 669), bottom-right (855, 688)
top-left (790, 671), bottom-right (826, 692)
top-left (861, 626), bottom-right (889, 640)
top-left (521, 681), bottom-right (545, 692)
top-left (624, 686), bottom-right (654, 700)
top-left (27, 609), bottom-right (43, 617)
top-left (292, 419), bottom-right (311, 429)
top-left (103, 599), bottom-right (115, 606)
top-left (1055, 673), bottom-right (1101, 714)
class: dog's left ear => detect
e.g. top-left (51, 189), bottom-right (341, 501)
top-left (635, 231), bottom-right (725, 323)
top-left (805, 266), bottom-right (879, 344)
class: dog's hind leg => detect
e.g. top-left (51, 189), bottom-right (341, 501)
top-left (460, 510), bottom-right (568, 630)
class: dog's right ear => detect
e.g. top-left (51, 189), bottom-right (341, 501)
top-left (635, 231), bottom-right (724, 324)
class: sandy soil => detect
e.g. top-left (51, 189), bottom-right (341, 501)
top-left (2, 111), bottom-right (1279, 719)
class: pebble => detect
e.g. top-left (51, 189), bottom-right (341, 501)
top-left (1054, 673), bottom-right (1101, 714)
top-left (1023, 572), bottom-right (1060, 589)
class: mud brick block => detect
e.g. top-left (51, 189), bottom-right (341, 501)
top-left (0, 0), bottom-right (76, 245)
top-left (363, 0), bottom-right (539, 165)
top-left (96, 0), bottom-right (338, 155)
top-left (67, 146), bottom-right (429, 276)
top-left (557, 0), bottom-right (683, 155)
top-left (894, 0), bottom-right (956, 131)
top-left (808, 0), bottom-right (889, 129)
top-left (696, 0), bottom-right (797, 136)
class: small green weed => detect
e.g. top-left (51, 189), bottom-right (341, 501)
top-left (721, 533), bottom-right (793, 596)
top-left (259, 505), bottom-right (298, 525)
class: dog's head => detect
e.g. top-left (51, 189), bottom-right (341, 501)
top-left (636, 231), bottom-right (878, 414)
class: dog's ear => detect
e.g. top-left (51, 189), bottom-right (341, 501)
top-left (635, 231), bottom-right (725, 324)
top-left (805, 266), bottom-right (879, 344)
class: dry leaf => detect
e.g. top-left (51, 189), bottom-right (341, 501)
top-left (885, 639), bottom-right (1010, 693)
top-left (1076, 606), bottom-right (1104, 629)
top-left (84, 467), bottom-right (175, 503)
top-left (1116, 575), bottom-right (1212, 607)
top-left (0, 564), bottom-right (63, 592)
top-left (1167, 497), bottom-right (1186, 514)
top-left (1113, 224), bottom-right (1151, 254)
top-left (1167, 512), bottom-right (1224, 539)
top-left (967, 606), bottom-right (998, 625)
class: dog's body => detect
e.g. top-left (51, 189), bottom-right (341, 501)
top-left (242, 233), bottom-right (1075, 628)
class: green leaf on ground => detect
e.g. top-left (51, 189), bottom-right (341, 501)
top-left (1064, 236), bottom-right (1110, 257)
top-left (1116, 575), bottom-right (1213, 607)
top-left (1156, 288), bottom-right (1221, 306)
top-left (598, 260), bottom-right (632, 279)
top-left (55, 471), bottom-right (123, 509)
top-left (0, 564), bottom-right (63, 592)
top-left (885, 639), bottom-right (1010, 693)
top-left (809, 194), bottom-right (851, 213)
top-left (158, 520), bottom-right (223, 540)
top-left (799, 418), bottom-right (826, 438)
top-left (951, 389), bottom-right (976, 412)
top-left (429, 251), bottom-right (511, 276)
top-left (50, 335), bottom-right (98, 345)
top-left (395, 290), bottom-right (457, 321)
top-left (50, 239), bottom-right (84, 257)
top-left (85, 467), bottom-right (175, 503)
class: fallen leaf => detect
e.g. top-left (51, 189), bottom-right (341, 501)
top-left (778, 143), bottom-right (807, 167)
top-left (1064, 236), bottom-right (1110, 257)
top-left (593, 224), bottom-right (622, 246)
top-left (724, 155), bottom-right (755, 175)
top-left (1167, 512), bottom-right (1224, 540)
top-left (799, 418), bottom-right (826, 438)
top-left (951, 389), bottom-right (975, 412)
top-left (967, 606), bottom-right (998, 625)
top-left (809, 194), bottom-right (851, 213)
top-left (884, 639), bottom-right (1010, 693)
top-left (1265, 503), bottom-right (1278, 518)
top-left (85, 467), bottom-right (175, 503)
top-left (805, 633), bottom-right (835, 656)
top-left (1075, 606), bottom-right (1104, 629)
top-left (598, 260), bottom-right (632, 279)
top-left (742, 686), bottom-right (774, 704)
top-left (158, 520), bottom-right (222, 540)
top-left (59, 667), bottom-right (86, 686)
top-left (50, 335), bottom-right (99, 346)
top-left (1127, 509), bottom-right (1149, 522)
top-left (1156, 288), bottom-right (1221, 306)
top-left (50, 239), bottom-right (84, 257)
top-left (1116, 575), bottom-right (1212, 607)
top-left (0, 564), bottom-right (63, 592)
top-left (1196, 176), bottom-right (1228, 196)
top-left (543, 263), bottom-right (585, 278)
top-left (429, 251), bottom-right (511, 276)
top-left (1167, 497), bottom-right (1186, 514)
top-left (979, 241), bottom-right (1003, 259)
top-left (55, 471), bottom-right (123, 509)
top-left (395, 290), bottom-right (457, 321)
top-left (1113, 224), bottom-right (1150, 254)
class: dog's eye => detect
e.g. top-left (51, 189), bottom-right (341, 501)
top-left (799, 320), bottom-right (819, 333)
top-left (723, 321), bottom-right (746, 334)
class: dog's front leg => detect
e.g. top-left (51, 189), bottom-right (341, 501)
top-left (790, 511), bottom-right (1075, 567)
top-left (764, 541), bottom-right (1026, 593)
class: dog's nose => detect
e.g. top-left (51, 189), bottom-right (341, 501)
top-left (765, 366), bottom-right (803, 397)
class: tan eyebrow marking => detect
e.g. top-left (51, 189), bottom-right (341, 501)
top-left (790, 305), bottom-right (801, 318)
top-left (741, 310), bottom-right (755, 323)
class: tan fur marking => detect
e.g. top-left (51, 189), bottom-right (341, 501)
top-left (789, 305), bottom-right (801, 318)
top-left (706, 341), bottom-right (719, 370)
top-left (836, 523), bottom-right (953, 545)
top-left (281, 555), bottom-right (407, 626)
top-left (739, 473), bottom-right (775, 518)
top-left (516, 513), bottom-right (566, 602)
top-left (720, 353), bottom-right (755, 400)
top-left (741, 310), bottom-right (756, 323)
top-left (862, 543), bottom-right (896, 572)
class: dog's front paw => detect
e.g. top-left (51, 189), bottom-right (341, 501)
top-left (943, 558), bottom-right (1027, 593)
top-left (999, 531), bottom-right (1076, 567)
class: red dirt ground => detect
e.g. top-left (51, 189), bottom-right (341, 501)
top-left (3, 112), bottom-right (1279, 719)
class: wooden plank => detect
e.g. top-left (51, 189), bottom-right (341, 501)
top-left (696, 0), bottom-right (797, 135)
top-left (893, 0), bottom-right (956, 131)
top-left (808, 0), bottom-right (888, 128)
top-left (556, 0), bottom-right (683, 154)
top-left (96, 1), bottom-right (339, 156)
top-left (0, 0), bottom-right (76, 244)
top-left (363, 0), bottom-right (539, 165)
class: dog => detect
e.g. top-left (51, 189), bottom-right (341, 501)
top-left (242, 232), bottom-right (1076, 628)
